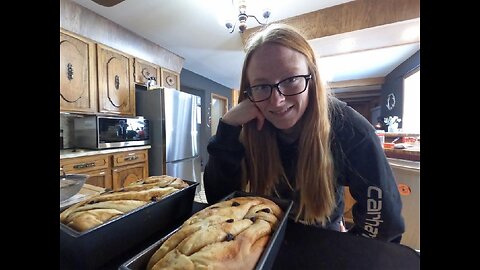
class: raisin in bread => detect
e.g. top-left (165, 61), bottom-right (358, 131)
top-left (60, 175), bottom-right (189, 232)
top-left (146, 196), bottom-right (283, 270)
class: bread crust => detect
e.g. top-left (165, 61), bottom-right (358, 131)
top-left (147, 196), bottom-right (283, 270)
top-left (60, 175), bottom-right (188, 232)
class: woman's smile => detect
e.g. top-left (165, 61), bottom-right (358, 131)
top-left (270, 105), bottom-right (294, 115)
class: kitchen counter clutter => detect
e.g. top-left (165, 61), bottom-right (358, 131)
top-left (382, 132), bottom-right (420, 162)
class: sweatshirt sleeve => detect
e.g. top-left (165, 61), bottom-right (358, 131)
top-left (203, 120), bottom-right (245, 204)
top-left (338, 109), bottom-right (405, 243)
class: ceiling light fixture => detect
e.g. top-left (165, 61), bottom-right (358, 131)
top-left (226, 0), bottom-right (271, 33)
top-left (90, 0), bottom-right (125, 7)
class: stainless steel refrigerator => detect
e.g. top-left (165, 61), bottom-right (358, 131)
top-left (136, 87), bottom-right (201, 188)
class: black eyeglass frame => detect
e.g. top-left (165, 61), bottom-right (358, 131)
top-left (244, 74), bottom-right (312, 102)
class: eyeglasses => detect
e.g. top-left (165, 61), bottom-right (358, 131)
top-left (244, 74), bottom-right (312, 102)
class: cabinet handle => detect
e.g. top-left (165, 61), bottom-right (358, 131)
top-left (124, 156), bottom-right (139, 161)
top-left (67, 63), bottom-right (74, 81)
top-left (73, 162), bottom-right (96, 169)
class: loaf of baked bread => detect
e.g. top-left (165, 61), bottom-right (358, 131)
top-left (146, 196), bottom-right (283, 270)
top-left (60, 175), bottom-right (189, 232)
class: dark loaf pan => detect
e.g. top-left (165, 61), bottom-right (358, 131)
top-left (60, 179), bottom-right (199, 270)
top-left (119, 190), bottom-right (293, 270)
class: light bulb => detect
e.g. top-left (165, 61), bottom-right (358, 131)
top-left (238, 22), bottom-right (247, 33)
top-left (263, 9), bottom-right (271, 19)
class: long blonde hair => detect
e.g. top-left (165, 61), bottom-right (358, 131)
top-left (239, 23), bottom-right (336, 225)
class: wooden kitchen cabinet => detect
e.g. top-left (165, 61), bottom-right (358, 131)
top-left (61, 149), bottom-right (148, 190)
top-left (97, 44), bottom-right (136, 116)
top-left (112, 163), bottom-right (148, 189)
top-left (83, 169), bottom-right (112, 189)
top-left (134, 58), bottom-right (160, 87)
top-left (111, 149), bottom-right (149, 189)
top-left (60, 29), bottom-right (97, 114)
top-left (160, 67), bottom-right (180, 90)
top-left (60, 154), bottom-right (113, 189)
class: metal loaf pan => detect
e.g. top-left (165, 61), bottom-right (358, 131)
top-left (119, 191), bottom-right (293, 270)
top-left (60, 179), bottom-right (199, 270)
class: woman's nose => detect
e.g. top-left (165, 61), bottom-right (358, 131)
top-left (269, 87), bottom-right (285, 105)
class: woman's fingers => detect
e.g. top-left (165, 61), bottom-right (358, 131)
top-left (222, 99), bottom-right (265, 127)
top-left (255, 107), bottom-right (265, 130)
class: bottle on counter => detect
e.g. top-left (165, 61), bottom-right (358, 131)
top-left (60, 129), bottom-right (64, 150)
top-left (375, 129), bottom-right (385, 148)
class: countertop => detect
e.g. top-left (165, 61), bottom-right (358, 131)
top-left (384, 132), bottom-right (420, 137)
top-left (384, 146), bottom-right (420, 162)
top-left (60, 145), bottom-right (151, 159)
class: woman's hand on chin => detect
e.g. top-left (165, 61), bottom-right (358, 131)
top-left (221, 99), bottom-right (265, 130)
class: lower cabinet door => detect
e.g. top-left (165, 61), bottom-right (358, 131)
top-left (85, 169), bottom-right (113, 190)
top-left (112, 162), bottom-right (148, 189)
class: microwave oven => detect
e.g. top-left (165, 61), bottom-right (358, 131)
top-left (73, 115), bottom-right (150, 149)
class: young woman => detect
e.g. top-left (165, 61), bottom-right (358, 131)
top-left (204, 23), bottom-right (405, 243)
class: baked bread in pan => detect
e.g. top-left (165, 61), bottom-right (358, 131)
top-left (60, 175), bottom-right (189, 232)
top-left (146, 196), bottom-right (283, 270)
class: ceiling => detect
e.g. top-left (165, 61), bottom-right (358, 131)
top-left (69, 0), bottom-right (420, 95)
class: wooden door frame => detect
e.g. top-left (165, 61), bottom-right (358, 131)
top-left (210, 93), bottom-right (229, 136)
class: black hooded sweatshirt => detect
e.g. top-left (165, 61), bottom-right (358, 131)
top-left (204, 98), bottom-right (405, 243)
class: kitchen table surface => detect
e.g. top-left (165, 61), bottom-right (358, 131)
top-left (60, 202), bottom-right (420, 270)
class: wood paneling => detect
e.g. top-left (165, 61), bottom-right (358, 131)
top-left (349, 102), bottom-right (371, 121)
top-left (330, 78), bottom-right (382, 111)
top-left (329, 77), bottom-right (385, 89)
top-left (241, 0), bottom-right (420, 45)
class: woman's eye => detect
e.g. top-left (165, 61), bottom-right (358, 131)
top-left (254, 85), bottom-right (270, 92)
top-left (283, 77), bottom-right (298, 85)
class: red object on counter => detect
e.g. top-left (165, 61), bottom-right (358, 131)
top-left (384, 143), bottom-right (395, 149)
top-left (402, 137), bottom-right (417, 143)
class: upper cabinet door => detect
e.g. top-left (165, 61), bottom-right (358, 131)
top-left (97, 44), bottom-right (135, 116)
top-left (134, 58), bottom-right (160, 87)
top-left (60, 29), bottom-right (97, 113)
top-left (160, 67), bottom-right (180, 90)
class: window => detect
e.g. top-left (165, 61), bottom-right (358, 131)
top-left (402, 69), bottom-right (420, 133)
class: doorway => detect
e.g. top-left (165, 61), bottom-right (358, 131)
top-left (370, 105), bottom-right (381, 125)
top-left (211, 93), bottom-right (228, 136)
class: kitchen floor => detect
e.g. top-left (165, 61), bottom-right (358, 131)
top-left (194, 172), bottom-right (208, 203)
